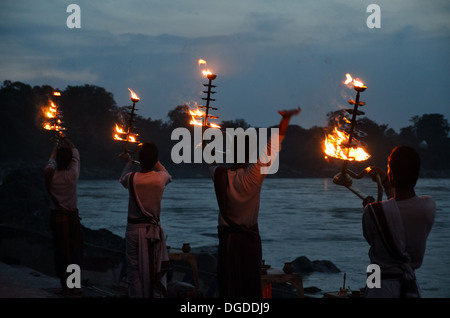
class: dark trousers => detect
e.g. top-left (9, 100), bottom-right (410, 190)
top-left (50, 209), bottom-right (84, 288)
top-left (217, 224), bottom-right (262, 298)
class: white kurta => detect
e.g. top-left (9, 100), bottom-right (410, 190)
top-left (120, 161), bottom-right (172, 298)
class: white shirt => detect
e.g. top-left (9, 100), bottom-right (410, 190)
top-left (120, 161), bottom-right (172, 220)
top-left (363, 195), bottom-right (436, 272)
top-left (210, 132), bottom-right (284, 227)
top-left (46, 148), bottom-right (80, 211)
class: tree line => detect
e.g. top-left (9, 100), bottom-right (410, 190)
top-left (1, 80), bottom-right (449, 180)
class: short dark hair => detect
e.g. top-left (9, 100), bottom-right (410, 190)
top-left (388, 145), bottom-right (420, 189)
top-left (56, 146), bottom-right (73, 171)
top-left (139, 142), bottom-right (158, 171)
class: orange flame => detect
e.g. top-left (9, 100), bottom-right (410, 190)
top-left (202, 69), bottom-right (213, 77)
top-left (128, 88), bottom-right (140, 102)
top-left (114, 124), bottom-right (139, 143)
top-left (209, 122), bottom-right (221, 129)
top-left (53, 91), bottom-right (61, 97)
top-left (42, 100), bottom-right (65, 131)
top-left (113, 123), bottom-right (139, 143)
top-left (113, 123), bottom-right (127, 141)
top-left (344, 73), bottom-right (367, 89)
top-left (187, 107), bottom-right (221, 128)
top-left (198, 58), bottom-right (214, 77)
top-left (188, 108), bottom-right (205, 126)
top-left (46, 102), bottom-right (57, 118)
top-left (115, 123), bottom-right (126, 134)
top-left (323, 127), bottom-right (370, 161)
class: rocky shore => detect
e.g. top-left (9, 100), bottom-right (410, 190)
top-left (0, 168), bottom-right (341, 298)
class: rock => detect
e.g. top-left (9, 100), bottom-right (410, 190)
top-left (311, 260), bottom-right (341, 273)
top-left (291, 256), bottom-right (340, 275)
top-left (304, 286), bottom-right (322, 294)
top-left (291, 256), bottom-right (314, 274)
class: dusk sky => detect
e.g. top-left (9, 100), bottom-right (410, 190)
top-left (1, 0), bottom-right (449, 132)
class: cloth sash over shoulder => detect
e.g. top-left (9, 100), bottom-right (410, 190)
top-left (128, 172), bottom-right (170, 298)
top-left (368, 199), bottom-right (420, 298)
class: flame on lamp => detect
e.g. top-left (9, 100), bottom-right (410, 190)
top-left (113, 123), bottom-right (139, 143)
top-left (188, 108), bottom-right (205, 126)
top-left (198, 58), bottom-right (215, 78)
top-left (42, 100), bottom-right (64, 131)
top-left (128, 88), bottom-right (140, 102)
top-left (344, 73), bottom-right (367, 91)
top-left (187, 107), bottom-right (221, 128)
top-left (323, 127), bottom-right (370, 161)
top-left (202, 69), bottom-right (214, 77)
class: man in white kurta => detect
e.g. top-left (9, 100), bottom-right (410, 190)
top-left (44, 137), bottom-right (83, 294)
top-left (210, 108), bottom-right (301, 298)
top-left (363, 146), bottom-right (435, 298)
top-left (120, 142), bottom-right (172, 298)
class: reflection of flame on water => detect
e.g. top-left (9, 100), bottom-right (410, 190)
top-left (324, 126), bottom-right (370, 161)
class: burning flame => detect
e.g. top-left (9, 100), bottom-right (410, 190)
top-left (114, 123), bottom-right (126, 134)
top-left (198, 58), bottom-right (214, 78)
top-left (202, 69), bottom-right (213, 77)
top-left (187, 107), bottom-right (221, 128)
top-left (45, 102), bottom-right (57, 118)
top-left (42, 100), bottom-right (65, 131)
top-left (209, 122), bottom-right (221, 129)
top-left (128, 88), bottom-right (140, 102)
top-left (53, 91), bottom-right (61, 97)
top-left (113, 123), bottom-right (139, 143)
top-left (324, 127), bottom-right (370, 161)
top-left (344, 73), bottom-right (366, 89)
top-left (189, 108), bottom-right (205, 126)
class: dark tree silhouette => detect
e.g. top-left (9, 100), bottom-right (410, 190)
top-left (1, 80), bottom-right (449, 179)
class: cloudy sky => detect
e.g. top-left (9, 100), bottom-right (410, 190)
top-left (1, 0), bottom-right (449, 132)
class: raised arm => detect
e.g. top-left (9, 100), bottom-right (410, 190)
top-left (277, 107), bottom-right (301, 136)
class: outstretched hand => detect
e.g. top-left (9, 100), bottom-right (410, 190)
top-left (278, 107), bottom-right (301, 118)
top-left (366, 166), bottom-right (388, 184)
top-left (277, 107), bottom-right (301, 136)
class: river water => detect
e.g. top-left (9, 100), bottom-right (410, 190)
top-left (77, 177), bottom-right (450, 298)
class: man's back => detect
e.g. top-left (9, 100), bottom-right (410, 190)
top-left (363, 195), bottom-right (435, 273)
top-left (397, 195), bottom-right (435, 268)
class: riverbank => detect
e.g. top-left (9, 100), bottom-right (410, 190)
top-left (0, 223), bottom-right (336, 298)
top-left (0, 167), bottom-right (346, 299)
